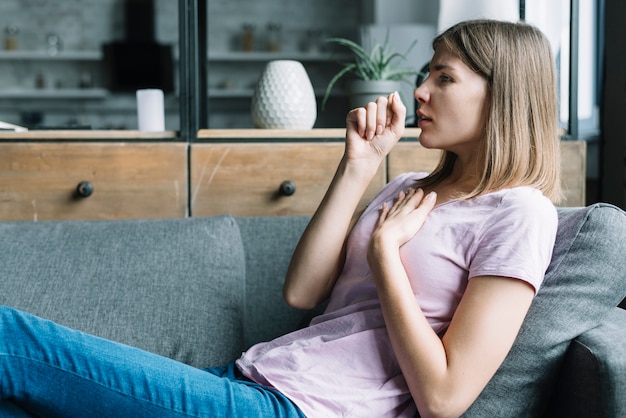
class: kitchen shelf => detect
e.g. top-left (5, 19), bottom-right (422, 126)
top-left (0, 88), bottom-right (108, 99)
top-left (208, 88), bottom-right (345, 99)
top-left (0, 50), bottom-right (102, 61)
top-left (209, 88), bottom-right (254, 98)
top-left (207, 51), bottom-right (351, 62)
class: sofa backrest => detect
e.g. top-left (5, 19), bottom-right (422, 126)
top-left (464, 203), bottom-right (626, 417)
top-left (234, 216), bottom-right (315, 348)
top-left (0, 215), bottom-right (248, 368)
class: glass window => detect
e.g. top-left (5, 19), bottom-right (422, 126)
top-left (0, 0), bottom-right (179, 131)
top-left (526, 0), bottom-right (601, 139)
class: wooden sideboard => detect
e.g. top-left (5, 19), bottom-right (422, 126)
top-left (0, 131), bottom-right (186, 221)
top-left (0, 129), bottom-right (586, 221)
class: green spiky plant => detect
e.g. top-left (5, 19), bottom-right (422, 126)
top-left (321, 33), bottom-right (420, 109)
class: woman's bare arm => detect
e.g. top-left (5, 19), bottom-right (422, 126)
top-left (368, 189), bottom-right (535, 418)
top-left (283, 92), bottom-right (406, 309)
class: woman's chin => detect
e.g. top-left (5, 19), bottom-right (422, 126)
top-left (417, 134), bottom-right (437, 149)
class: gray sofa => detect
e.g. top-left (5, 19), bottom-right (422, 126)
top-left (0, 203), bottom-right (624, 417)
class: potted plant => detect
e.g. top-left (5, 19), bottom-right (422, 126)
top-left (322, 34), bottom-right (421, 110)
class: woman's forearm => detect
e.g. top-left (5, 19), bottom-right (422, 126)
top-left (368, 239), bottom-right (454, 417)
top-left (283, 158), bottom-right (379, 309)
top-left (285, 92), bottom-right (406, 310)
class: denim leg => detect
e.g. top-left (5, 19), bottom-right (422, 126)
top-left (0, 306), bottom-right (305, 418)
top-left (0, 400), bottom-right (33, 417)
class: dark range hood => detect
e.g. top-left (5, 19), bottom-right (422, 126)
top-left (103, 0), bottom-right (174, 93)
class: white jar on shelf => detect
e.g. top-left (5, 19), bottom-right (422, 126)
top-left (251, 60), bottom-right (317, 130)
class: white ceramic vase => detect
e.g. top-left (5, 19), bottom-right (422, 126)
top-left (251, 60), bottom-right (317, 129)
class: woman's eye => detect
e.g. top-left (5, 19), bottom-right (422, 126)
top-left (439, 74), bottom-right (453, 83)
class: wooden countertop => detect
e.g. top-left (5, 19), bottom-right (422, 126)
top-left (198, 127), bottom-right (422, 139)
top-left (0, 128), bottom-right (422, 141)
top-left (0, 130), bottom-right (179, 140)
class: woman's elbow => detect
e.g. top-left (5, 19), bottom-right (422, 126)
top-left (282, 285), bottom-right (320, 310)
top-left (416, 392), bottom-right (473, 418)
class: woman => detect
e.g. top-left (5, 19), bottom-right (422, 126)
top-left (0, 20), bottom-right (560, 418)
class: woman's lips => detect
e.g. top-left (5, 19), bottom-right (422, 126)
top-left (416, 112), bottom-right (432, 127)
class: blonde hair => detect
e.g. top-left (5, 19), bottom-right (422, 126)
top-left (417, 19), bottom-right (563, 203)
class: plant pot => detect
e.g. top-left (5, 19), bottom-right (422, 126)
top-left (251, 60), bottom-right (317, 129)
top-left (347, 80), bottom-right (402, 109)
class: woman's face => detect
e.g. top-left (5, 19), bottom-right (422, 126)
top-left (414, 45), bottom-right (490, 156)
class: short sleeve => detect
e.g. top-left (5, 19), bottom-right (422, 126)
top-left (468, 188), bottom-right (558, 293)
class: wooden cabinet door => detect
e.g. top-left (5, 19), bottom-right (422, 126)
top-left (388, 140), bottom-right (586, 206)
top-left (0, 142), bottom-right (188, 221)
top-left (388, 141), bottom-right (443, 180)
top-left (559, 141), bottom-right (587, 207)
top-left (191, 142), bottom-right (386, 216)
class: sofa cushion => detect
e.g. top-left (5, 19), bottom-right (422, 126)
top-left (463, 204), bottom-right (626, 417)
top-left (545, 307), bottom-right (626, 418)
top-left (235, 216), bottom-right (312, 348)
top-left (0, 215), bottom-right (246, 368)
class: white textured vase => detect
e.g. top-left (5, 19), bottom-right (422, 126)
top-left (251, 60), bottom-right (317, 129)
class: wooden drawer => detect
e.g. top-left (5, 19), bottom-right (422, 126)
top-left (191, 142), bottom-right (386, 216)
top-left (0, 142), bottom-right (188, 221)
top-left (389, 141), bottom-right (586, 206)
top-left (388, 142), bottom-right (443, 180)
top-left (559, 141), bottom-right (587, 207)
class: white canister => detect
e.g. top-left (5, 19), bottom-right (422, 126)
top-left (136, 89), bottom-right (165, 131)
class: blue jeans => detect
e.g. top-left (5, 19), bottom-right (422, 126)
top-left (0, 306), bottom-right (306, 418)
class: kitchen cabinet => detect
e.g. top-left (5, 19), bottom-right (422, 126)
top-left (190, 142), bottom-right (385, 217)
top-left (0, 129), bottom-right (586, 221)
top-left (191, 129), bottom-right (385, 216)
top-left (388, 140), bottom-right (587, 207)
top-left (192, 129), bottom-right (587, 216)
top-left (0, 131), bottom-right (186, 221)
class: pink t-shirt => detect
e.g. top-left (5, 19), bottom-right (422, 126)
top-left (237, 172), bottom-right (558, 417)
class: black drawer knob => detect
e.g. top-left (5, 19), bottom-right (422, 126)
top-left (76, 181), bottom-right (94, 198)
top-left (279, 180), bottom-right (296, 196)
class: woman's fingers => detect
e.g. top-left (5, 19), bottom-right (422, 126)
top-left (346, 106), bottom-right (366, 138)
top-left (388, 188), bottom-right (422, 214)
top-left (364, 101), bottom-right (378, 140)
top-left (348, 92), bottom-right (401, 141)
top-left (365, 95), bottom-right (390, 140)
top-left (387, 188), bottom-right (437, 218)
top-left (373, 188), bottom-right (437, 247)
top-left (388, 91), bottom-right (406, 135)
top-left (375, 95), bottom-right (389, 136)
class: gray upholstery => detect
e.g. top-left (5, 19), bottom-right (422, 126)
top-left (234, 216), bottom-right (311, 347)
top-left (0, 205), bottom-right (624, 416)
top-left (0, 215), bottom-right (246, 368)
top-left (546, 308), bottom-right (626, 418)
top-left (464, 203), bottom-right (626, 417)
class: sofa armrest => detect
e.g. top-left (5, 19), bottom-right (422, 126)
top-left (546, 307), bottom-right (626, 418)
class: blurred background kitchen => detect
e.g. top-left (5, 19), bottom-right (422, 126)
top-left (0, 0), bottom-right (602, 134)
top-left (0, 0), bottom-right (622, 209)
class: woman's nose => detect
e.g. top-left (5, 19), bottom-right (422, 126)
top-left (414, 63), bottom-right (430, 105)
top-left (414, 82), bottom-right (428, 104)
